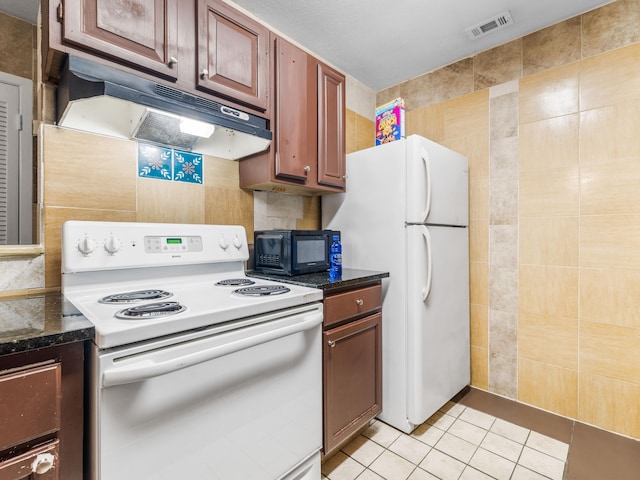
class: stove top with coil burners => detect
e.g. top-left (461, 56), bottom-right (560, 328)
top-left (61, 221), bottom-right (323, 349)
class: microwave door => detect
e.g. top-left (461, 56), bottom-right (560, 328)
top-left (256, 233), bottom-right (288, 274)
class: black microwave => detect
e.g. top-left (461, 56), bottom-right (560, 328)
top-left (253, 230), bottom-right (339, 276)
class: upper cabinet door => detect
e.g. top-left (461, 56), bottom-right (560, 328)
top-left (61, 0), bottom-right (180, 80)
top-left (197, 0), bottom-right (269, 113)
top-left (317, 62), bottom-right (346, 189)
top-left (273, 36), bottom-right (314, 182)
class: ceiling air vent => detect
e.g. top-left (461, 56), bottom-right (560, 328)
top-left (465, 10), bottom-right (514, 40)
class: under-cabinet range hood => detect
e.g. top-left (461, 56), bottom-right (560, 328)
top-left (56, 56), bottom-right (272, 160)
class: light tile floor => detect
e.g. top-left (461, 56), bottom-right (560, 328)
top-left (321, 402), bottom-right (569, 480)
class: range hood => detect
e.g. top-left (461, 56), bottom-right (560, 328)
top-left (56, 56), bottom-right (272, 160)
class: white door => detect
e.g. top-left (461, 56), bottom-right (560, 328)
top-left (0, 73), bottom-right (32, 245)
top-left (405, 135), bottom-right (469, 227)
top-left (406, 224), bottom-right (470, 426)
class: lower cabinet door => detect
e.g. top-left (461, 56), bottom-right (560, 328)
top-left (323, 313), bottom-right (382, 455)
top-left (0, 440), bottom-right (59, 480)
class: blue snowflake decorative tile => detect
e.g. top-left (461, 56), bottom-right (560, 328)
top-left (138, 143), bottom-right (173, 181)
top-left (173, 150), bottom-right (203, 184)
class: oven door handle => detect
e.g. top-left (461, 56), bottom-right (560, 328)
top-left (102, 311), bottom-right (323, 387)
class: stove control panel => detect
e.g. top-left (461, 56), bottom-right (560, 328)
top-left (61, 221), bottom-right (249, 273)
top-left (144, 236), bottom-right (203, 254)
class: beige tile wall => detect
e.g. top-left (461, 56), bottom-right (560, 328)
top-left (383, 0), bottom-right (640, 440)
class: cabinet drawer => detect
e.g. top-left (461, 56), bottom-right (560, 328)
top-left (0, 363), bottom-right (61, 451)
top-left (0, 439), bottom-right (59, 480)
top-left (324, 284), bottom-right (381, 328)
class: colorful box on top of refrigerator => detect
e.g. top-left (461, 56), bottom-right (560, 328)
top-left (375, 97), bottom-right (406, 145)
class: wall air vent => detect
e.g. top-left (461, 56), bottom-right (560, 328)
top-left (465, 10), bottom-right (514, 40)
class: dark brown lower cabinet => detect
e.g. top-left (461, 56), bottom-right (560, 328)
top-left (0, 343), bottom-right (85, 480)
top-left (323, 283), bottom-right (382, 457)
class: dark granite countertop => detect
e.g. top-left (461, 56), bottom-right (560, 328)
top-left (0, 292), bottom-right (94, 356)
top-left (247, 268), bottom-right (389, 293)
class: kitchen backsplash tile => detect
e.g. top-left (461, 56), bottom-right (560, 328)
top-left (137, 144), bottom-right (204, 184)
top-left (522, 17), bottom-right (581, 77)
top-left (444, 90), bottom-right (489, 139)
top-left (173, 150), bottom-right (203, 184)
top-left (580, 321), bottom-right (640, 385)
top-left (474, 39), bottom-right (523, 91)
top-left (519, 165), bottom-right (579, 217)
top-left (0, 256), bottom-right (43, 292)
top-left (518, 312), bottom-right (578, 370)
top-left (519, 114), bottom-right (579, 171)
top-left (44, 126), bottom-right (137, 212)
top-left (579, 101), bottom-right (640, 165)
top-left (519, 63), bottom-right (580, 124)
top-left (579, 214), bottom-right (640, 270)
top-left (137, 143), bottom-right (172, 181)
top-left (579, 268), bottom-right (640, 329)
top-left (469, 220), bottom-right (488, 263)
top-left (518, 358), bottom-right (578, 419)
top-left (519, 216), bottom-right (579, 267)
top-left (578, 372), bottom-right (640, 439)
top-left (489, 310), bottom-right (517, 358)
top-left (581, 0), bottom-right (640, 58)
top-left (470, 346), bottom-right (489, 390)
top-left (470, 303), bottom-right (489, 350)
top-left (488, 352), bottom-right (517, 399)
top-left (518, 265), bottom-right (578, 319)
top-left (489, 267), bottom-right (518, 314)
top-left (580, 42), bottom-right (640, 111)
top-left (136, 178), bottom-right (205, 224)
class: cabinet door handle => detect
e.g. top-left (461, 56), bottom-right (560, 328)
top-left (328, 340), bottom-right (336, 348)
top-left (32, 453), bottom-right (55, 474)
top-left (168, 56), bottom-right (178, 68)
top-left (303, 165), bottom-right (311, 174)
top-left (356, 299), bottom-right (364, 306)
top-left (200, 69), bottom-right (209, 79)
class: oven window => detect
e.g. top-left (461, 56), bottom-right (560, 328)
top-left (297, 239), bottom-right (326, 264)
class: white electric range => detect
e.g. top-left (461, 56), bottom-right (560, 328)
top-left (62, 221), bottom-right (323, 480)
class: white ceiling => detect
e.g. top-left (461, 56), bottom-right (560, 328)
top-left (229, 0), bottom-right (614, 90)
top-left (0, 0), bottom-right (614, 90)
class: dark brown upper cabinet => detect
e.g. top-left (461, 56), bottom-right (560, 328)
top-left (273, 36), bottom-right (315, 182)
top-left (58, 0), bottom-right (180, 80)
top-left (239, 35), bottom-right (346, 195)
top-left (197, 0), bottom-right (269, 113)
top-left (317, 61), bottom-right (346, 189)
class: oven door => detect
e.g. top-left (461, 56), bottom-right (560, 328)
top-left (88, 303), bottom-right (323, 480)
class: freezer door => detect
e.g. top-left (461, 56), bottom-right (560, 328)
top-left (406, 224), bottom-right (470, 426)
top-left (405, 135), bottom-right (469, 227)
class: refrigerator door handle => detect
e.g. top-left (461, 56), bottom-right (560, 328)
top-left (421, 225), bottom-right (433, 302)
top-left (419, 147), bottom-right (432, 223)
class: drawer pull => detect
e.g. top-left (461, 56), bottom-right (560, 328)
top-left (32, 453), bottom-right (55, 474)
top-left (355, 299), bottom-right (364, 306)
top-left (328, 340), bottom-right (336, 348)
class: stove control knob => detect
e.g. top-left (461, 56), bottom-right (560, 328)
top-left (219, 235), bottom-right (229, 250)
top-left (77, 236), bottom-right (96, 256)
top-left (233, 235), bottom-right (243, 250)
top-left (104, 236), bottom-right (122, 255)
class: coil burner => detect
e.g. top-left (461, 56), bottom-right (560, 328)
top-left (233, 285), bottom-right (291, 297)
top-left (115, 302), bottom-right (186, 320)
top-left (215, 279), bottom-right (256, 287)
top-left (99, 289), bottom-right (173, 304)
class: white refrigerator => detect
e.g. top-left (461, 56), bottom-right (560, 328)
top-left (322, 134), bottom-right (470, 433)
